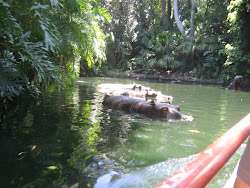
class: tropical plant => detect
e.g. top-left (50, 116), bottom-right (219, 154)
top-left (0, 0), bottom-right (111, 101)
top-left (127, 0), bottom-right (231, 79)
top-left (0, 0), bottom-right (57, 101)
top-left (0, 0), bottom-right (111, 126)
top-left (222, 0), bottom-right (250, 80)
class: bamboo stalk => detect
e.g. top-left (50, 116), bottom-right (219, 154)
top-left (156, 113), bottom-right (250, 188)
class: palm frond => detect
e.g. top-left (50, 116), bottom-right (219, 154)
top-left (148, 58), bottom-right (157, 67)
top-left (49, 0), bottom-right (63, 8)
top-left (93, 6), bottom-right (112, 23)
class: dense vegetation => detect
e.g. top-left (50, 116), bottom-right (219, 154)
top-left (0, 0), bottom-right (249, 120)
top-left (0, 0), bottom-right (110, 122)
top-left (100, 0), bottom-right (250, 81)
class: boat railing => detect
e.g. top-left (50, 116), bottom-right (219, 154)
top-left (156, 113), bottom-right (250, 188)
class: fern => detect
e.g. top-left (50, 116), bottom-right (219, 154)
top-left (49, 0), bottom-right (63, 8)
top-left (93, 6), bottom-right (112, 23)
top-left (163, 55), bottom-right (174, 64)
top-left (0, 1), bottom-right (59, 100)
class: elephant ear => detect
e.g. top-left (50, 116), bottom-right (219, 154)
top-left (161, 106), bottom-right (169, 112)
top-left (149, 100), bottom-right (155, 106)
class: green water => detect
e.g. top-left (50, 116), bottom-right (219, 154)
top-left (0, 77), bottom-right (249, 188)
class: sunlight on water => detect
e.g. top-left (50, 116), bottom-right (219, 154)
top-left (0, 77), bottom-right (249, 188)
top-left (84, 77), bottom-right (250, 188)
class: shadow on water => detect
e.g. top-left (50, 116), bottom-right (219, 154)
top-left (0, 77), bottom-right (249, 188)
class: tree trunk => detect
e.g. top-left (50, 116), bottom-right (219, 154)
top-left (173, 0), bottom-right (185, 35)
top-left (190, 0), bottom-right (199, 40)
top-left (60, 55), bottom-right (64, 67)
top-left (166, 0), bottom-right (171, 24)
top-left (173, 0), bottom-right (200, 68)
top-left (161, 0), bottom-right (168, 25)
top-left (190, 0), bottom-right (199, 67)
top-left (190, 2), bottom-right (195, 39)
top-left (161, 0), bottom-right (172, 26)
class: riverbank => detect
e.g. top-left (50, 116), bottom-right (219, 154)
top-left (94, 70), bottom-right (250, 92)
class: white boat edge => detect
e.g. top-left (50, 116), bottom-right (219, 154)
top-left (223, 161), bottom-right (239, 188)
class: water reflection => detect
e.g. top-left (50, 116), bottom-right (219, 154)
top-left (0, 77), bottom-right (249, 188)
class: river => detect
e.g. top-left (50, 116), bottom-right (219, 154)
top-left (0, 77), bottom-right (249, 188)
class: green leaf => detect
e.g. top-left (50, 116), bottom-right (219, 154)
top-left (93, 6), bottom-right (112, 23)
top-left (47, 166), bottom-right (58, 170)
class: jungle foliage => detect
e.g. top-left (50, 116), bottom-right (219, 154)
top-left (0, 0), bottom-right (110, 103)
top-left (222, 0), bottom-right (250, 79)
top-left (99, 0), bottom-right (249, 81)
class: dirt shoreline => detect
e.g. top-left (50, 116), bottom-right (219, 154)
top-left (104, 74), bottom-right (222, 85)
top-left (93, 74), bottom-right (250, 92)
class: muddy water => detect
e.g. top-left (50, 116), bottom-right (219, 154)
top-left (0, 77), bottom-right (249, 188)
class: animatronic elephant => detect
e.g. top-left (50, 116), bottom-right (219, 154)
top-left (103, 96), bottom-right (194, 121)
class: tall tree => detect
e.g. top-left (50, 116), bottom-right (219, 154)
top-left (161, 0), bottom-right (168, 25)
top-left (173, 0), bottom-right (199, 39)
top-left (173, 0), bottom-right (185, 35)
top-left (190, 0), bottom-right (199, 39)
top-left (161, 0), bottom-right (172, 26)
top-left (167, 0), bottom-right (172, 25)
